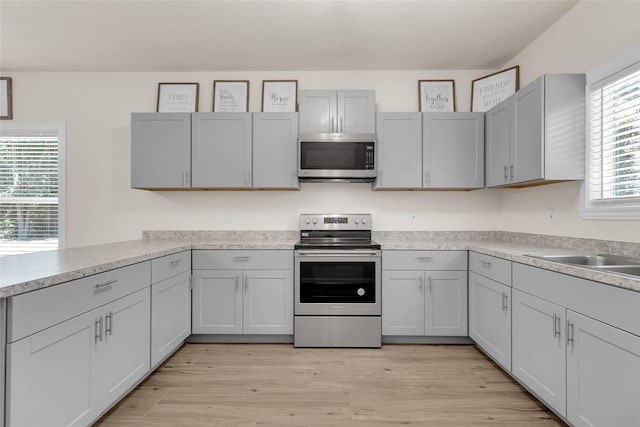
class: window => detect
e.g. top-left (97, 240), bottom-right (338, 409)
top-left (582, 45), bottom-right (640, 219)
top-left (0, 123), bottom-right (65, 256)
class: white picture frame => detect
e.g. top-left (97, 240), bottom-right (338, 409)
top-left (156, 82), bottom-right (199, 113)
top-left (419, 80), bottom-right (455, 112)
top-left (471, 66), bottom-right (520, 112)
top-left (261, 80), bottom-right (298, 112)
top-left (213, 80), bottom-right (249, 112)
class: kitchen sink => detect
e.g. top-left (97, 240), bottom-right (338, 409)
top-left (525, 253), bottom-right (640, 278)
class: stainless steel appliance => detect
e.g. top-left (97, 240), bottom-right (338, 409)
top-left (294, 214), bottom-right (381, 347)
top-left (298, 133), bottom-right (376, 182)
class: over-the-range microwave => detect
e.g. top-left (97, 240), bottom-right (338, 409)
top-left (298, 133), bottom-right (377, 182)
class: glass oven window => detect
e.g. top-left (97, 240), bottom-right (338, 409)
top-left (299, 261), bottom-right (375, 303)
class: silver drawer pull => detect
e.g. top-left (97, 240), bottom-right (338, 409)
top-left (234, 256), bottom-right (250, 262)
top-left (479, 260), bottom-right (492, 268)
top-left (95, 279), bottom-right (117, 290)
top-left (417, 256), bottom-right (433, 262)
top-left (170, 259), bottom-right (182, 267)
top-left (501, 292), bottom-right (508, 311)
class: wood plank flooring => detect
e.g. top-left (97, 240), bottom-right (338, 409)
top-left (95, 343), bottom-right (564, 426)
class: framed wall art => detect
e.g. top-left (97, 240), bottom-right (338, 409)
top-left (262, 80), bottom-right (298, 112)
top-left (1, 77), bottom-right (13, 120)
top-left (156, 82), bottom-right (199, 112)
top-left (419, 80), bottom-right (455, 112)
top-left (471, 65), bottom-right (520, 112)
top-left (213, 80), bottom-right (249, 112)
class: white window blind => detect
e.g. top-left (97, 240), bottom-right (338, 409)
top-left (589, 65), bottom-right (640, 202)
top-left (0, 132), bottom-right (59, 255)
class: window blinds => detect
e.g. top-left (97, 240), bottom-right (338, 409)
top-left (0, 135), bottom-right (59, 255)
top-left (589, 65), bottom-right (640, 202)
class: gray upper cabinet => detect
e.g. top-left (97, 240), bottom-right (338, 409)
top-left (374, 112), bottom-right (422, 189)
top-left (252, 113), bottom-right (299, 189)
top-left (192, 112), bottom-right (252, 188)
top-left (485, 74), bottom-right (585, 188)
top-left (299, 89), bottom-right (375, 134)
top-left (131, 113), bottom-right (191, 189)
top-left (423, 112), bottom-right (484, 189)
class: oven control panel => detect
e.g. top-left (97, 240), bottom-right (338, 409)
top-left (300, 214), bottom-right (372, 230)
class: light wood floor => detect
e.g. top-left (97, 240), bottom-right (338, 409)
top-left (95, 343), bottom-right (564, 426)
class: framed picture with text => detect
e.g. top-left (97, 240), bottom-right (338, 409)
top-left (156, 82), bottom-right (199, 112)
top-left (419, 80), bottom-right (455, 112)
top-left (213, 80), bottom-right (249, 112)
top-left (471, 66), bottom-right (519, 112)
top-left (1, 77), bottom-right (13, 120)
top-left (261, 80), bottom-right (298, 112)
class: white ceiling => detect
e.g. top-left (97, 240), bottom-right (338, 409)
top-left (0, 0), bottom-right (578, 72)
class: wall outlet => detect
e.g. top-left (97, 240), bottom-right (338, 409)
top-left (225, 213), bottom-right (235, 224)
top-left (409, 212), bottom-right (417, 223)
top-left (547, 208), bottom-right (557, 224)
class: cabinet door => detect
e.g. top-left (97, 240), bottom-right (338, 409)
top-left (252, 112), bottom-right (299, 189)
top-left (512, 289), bottom-right (566, 417)
top-left (468, 272), bottom-right (511, 370)
top-left (151, 271), bottom-right (191, 367)
top-left (192, 269), bottom-right (243, 334)
top-left (338, 90), bottom-right (376, 134)
top-left (6, 312), bottom-right (94, 427)
top-left (131, 113), bottom-right (191, 189)
top-left (485, 99), bottom-right (512, 187)
top-left (512, 77), bottom-right (544, 184)
top-left (382, 271), bottom-right (425, 335)
top-left (374, 112), bottom-right (422, 189)
top-left (299, 90), bottom-right (337, 133)
top-left (93, 287), bottom-right (151, 414)
top-left (423, 112), bottom-right (484, 189)
top-left (567, 310), bottom-right (640, 427)
top-left (191, 112), bottom-right (252, 188)
top-left (425, 271), bottom-right (468, 336)
top-left (243, 270), bottom-right (294, 335)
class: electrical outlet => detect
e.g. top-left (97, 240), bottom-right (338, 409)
top-left (225, 213), bottom-right (235, 224)
top-left (409, 212), bottom-right (417, 223)
top-left (547, 209), bottom-right (557, 224)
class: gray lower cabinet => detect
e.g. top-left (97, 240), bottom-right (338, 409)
top-left (191, 112), bottom-right (252, 188)
top-left (485, 74), bottom-right (585, 188)
top-left (382, 251), bottom-right (468, 337)
top-left (252, 112), bottom-right (299, 189)
top-left (5, 263), bottom-right (151, 427)
top-left (513, 263), bottom-right (640, 425)
top-left (131, 112), bottom-right (191, 189)
top-left (468, 252), bottom-right (512, 370)
top-left (191, 250), bottom-right (294, 335)
top-left (374, 112), bottom-right (484, 190)
top-left (150, 251), bottom-right (192, 368)
top-left (299, 90), bottom-right (375, 134)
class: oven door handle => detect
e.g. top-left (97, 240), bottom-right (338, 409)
top-left (297, 250), bottom-right (380, 257)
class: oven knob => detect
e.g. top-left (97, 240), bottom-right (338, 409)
top-left (357, 288), bottom-right (366, 296)
top-left (361, 218), bottom-right (367, 225)
top-left (312, 218), bottom-right (317, 225)
top-left (305, 219), bottom-right (310, 225)
top-left (354, 219), bottom-right (360, 224)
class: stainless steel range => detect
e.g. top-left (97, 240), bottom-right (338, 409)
top-left (294, 214), bottom-right (381, 348)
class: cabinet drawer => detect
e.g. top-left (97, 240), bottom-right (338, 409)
top-left (382, 250), bottom-right (467, 271)
top-left (469, 252), bottom-right (511, 285)
top-left (192, 250), bottom-right (293, 270)
top-left (151, 251), bottom-right (191, 284)
top-left (7, 261), bottom-right (151, 343)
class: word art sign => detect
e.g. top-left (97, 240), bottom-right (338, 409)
top-left (262, 80), bottom-right (298, 112)
top-left (471, 66), bottom-right (520, 112)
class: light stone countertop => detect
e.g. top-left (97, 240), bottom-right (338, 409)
top-left (1, 234), bottom-right (639, 298)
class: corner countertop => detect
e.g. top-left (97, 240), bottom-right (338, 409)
top-left (1, 235), bottom-right (639, 298)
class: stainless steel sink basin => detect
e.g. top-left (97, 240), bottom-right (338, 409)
top-left (525, 254), bottom-right (640, 278)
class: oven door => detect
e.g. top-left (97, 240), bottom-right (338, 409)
top-left (294, 250), bottom-right (381, 316)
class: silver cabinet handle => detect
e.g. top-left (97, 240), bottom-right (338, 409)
top-left (567, 321), bottom-right (575, 346)
top-left (234, 256), bottom-right (250, 262)
top-left (501, 292), bottom-right (508, 311)
top-left (235, 275), bottom-right (240, 293)
top-left (417, 256), bottom-right (433, 262)
top-left (95, 317), bottom-right (103, 343)
top-left (510, 165), bottom-right (514, 178)
top-left (427, 276), bottom-right (432, 293)
top-left (418, 276), bottom-right (423, 291)
top-left (424, 171), bottom-right (430, 186)
top-left (95, 279), bottom-right (117, 290)
top-left (245, 171), bottom-right (251, 186)
top-left (479, 260), bottom-right (492, 269)
top-left (105, 311), bottom-right (113, 336)
top-left (339, 116), bottom-right (343, 133)
top-left (504, 165), bottom-right (508, 179)
top-left (331, 117), bottom-right (335, 132)
top-left (170, 259), bottom-right (182, 267)
top-left (553, 313), bottom-right (561, 338)
top-left (244, 275), bottom-right (249, 292)
top-left (183, 171), bottom-right (190, 186)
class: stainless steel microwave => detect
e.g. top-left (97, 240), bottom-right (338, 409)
top-left (298, 133), bottom-right (376, 182)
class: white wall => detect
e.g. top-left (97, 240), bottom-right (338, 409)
top-left (498, 0), bottom-right (640, 242)
top-left (7, 70), bottom-right (501, 247)
top-left (6, 1), bottom-right (640, 247)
